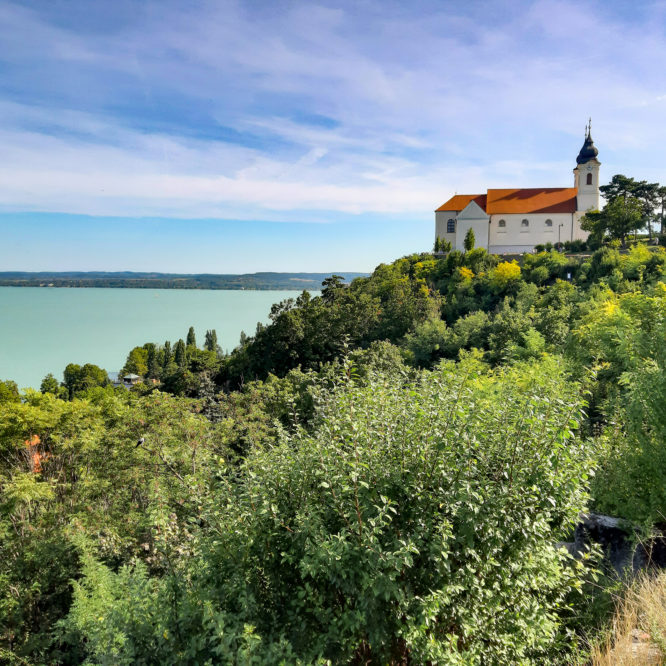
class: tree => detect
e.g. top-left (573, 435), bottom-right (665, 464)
top-left (121, 347), bottom-right (148, 377)
top-left (581, 197), bottom-right (643, 246)
top-left (204, 329), bottom-right (219, 353)
top-left (186, 326), bottom-right (197, 348)
top-left (40, 373), bottom-right (60, 395)
top-left (633, 181), bottom-right (660, 240)
top-left (321, 275), bottom-right (346, 304)
top-left (162, 341), bottom-right (172, 369)
top-left (146, 344), bottom-right (161, 379)
top-left (174, 339), bottom-right (187, 368)
top-left (600, 174), bottom-right (638, 203)
top-left (600, 174), bottom-right (661, 240)
top-left (658, 186), bottom-right (666, 236)
top-left (464, 228), bottom-right (475, 252)
top-left (63, 363), bottom-right (108, 398)
top-left (0, 379), bottom-right (19, 404)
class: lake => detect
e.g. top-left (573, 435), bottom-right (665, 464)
top-left (0, 287), bottom-right (307, 390)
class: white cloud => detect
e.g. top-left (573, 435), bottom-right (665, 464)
top-left (0, 0), bottom-right (665, 219)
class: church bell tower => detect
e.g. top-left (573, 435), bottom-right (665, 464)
top-left (573, 120), bottom-right (601, 212)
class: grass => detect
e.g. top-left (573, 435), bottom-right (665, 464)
top-left (590, 572), bottom-right (666, 665)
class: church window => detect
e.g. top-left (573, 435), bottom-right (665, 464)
top-left (545, 219), bottom-right (553, 227)
top-left (521, 219), bottom-right (529, 227)
top-left (586, 173), bottom-right (593, 185)
top-left (447, 219), bottom-right (455, 233)
top-left (498, 219), bottom-right (506, 228)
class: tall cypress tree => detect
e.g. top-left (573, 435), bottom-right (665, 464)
top-left (162, 341), bottom-right (172, 369)
top-left (146, 344), bottom-right (161, 379)
top-left (174, 339), bottom-right (187, 367)
top-left (464, 228), bottom-right (475, 252)
top-left (204, 329), bottom-right (219, 352)
top-left (186, 327), bottom-right (197, 348)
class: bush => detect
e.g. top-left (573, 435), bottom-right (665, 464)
top-left (63, 359), bottom-right (594, 664)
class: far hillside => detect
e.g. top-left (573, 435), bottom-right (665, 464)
top-left (0, 271), bottom-right (368, 290)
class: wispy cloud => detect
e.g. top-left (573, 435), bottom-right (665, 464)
top-left (1, 0), bottom-right (665, 221)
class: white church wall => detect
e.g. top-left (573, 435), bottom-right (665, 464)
top-left (435, 211), bottom-right (458, 245)
top-left (573, 213), bottom-right (592, 241)
top-left (455, 201), bottom-right (490, 250)
top-left (488, 213), bottom-right (575, 251)
top-left (454, 219), bottom-right (489, 251)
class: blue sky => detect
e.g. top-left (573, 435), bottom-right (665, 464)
top-left (1, 0), bottom-right (665, 273)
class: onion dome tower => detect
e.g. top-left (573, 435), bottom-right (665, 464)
top-left (573, 119), bottom-right (601, 212)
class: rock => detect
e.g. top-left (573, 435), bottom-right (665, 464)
top-left (572, 513), bottom-right (666, 577)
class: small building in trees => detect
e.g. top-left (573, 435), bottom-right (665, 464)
top-left (123, 373), bottom-right (142, 386)
top-left (435, 125), bottom-right (600, 253)
top-left (111, 373), bottom-right (143, 388)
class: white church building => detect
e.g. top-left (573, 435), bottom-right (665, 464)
top-left (435, 127), bottom-right (600, 254)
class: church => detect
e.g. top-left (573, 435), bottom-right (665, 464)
top-left (434, 126), bottom-right (600, 254)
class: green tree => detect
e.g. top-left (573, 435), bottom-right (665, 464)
top-left (174, 339), bottom-right (187, 368)
top-left (581, 197), bottom-right (643, 246)
top-left (464, 227), bottom-right (475, 252)
top-left (321, 275), bottom-right (346, 304)
top-left (63, 363), bottom-right (108, 398)
top-left (658, 185), bottom-right (666, 236)
top-left (600, 174), bottom-right (638, 203)
top-left (0, 379), bottom-right (19, 404)
top-left (186, 326), bottom-right (197, 348)
top-left (599, 174), bottom-right (661, 240)
top-left (39, 373), bottom-right (60, 395)
top-left (162, 341), bottom-right (172, 369)
top-left (204, 329), bottom-right (219, 353)
top-left (146, 344), bottom-right (161, 379)
top-left (121, 347), bottom-right (148, 377)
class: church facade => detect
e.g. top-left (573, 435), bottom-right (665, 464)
top-left (435, 128), bottom-right (600, 254)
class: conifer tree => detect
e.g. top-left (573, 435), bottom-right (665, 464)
top-left (146, 344), bottom-right (161, 379)
top-left (40, 373), bottom-right (60, 395)
top-left (186, 327), bottom-right (197, 348)
top-left (162, 341), bottom-right (172, 369)
top-left (204, 329), bottom-right (219, 353)
top-left (174, 339), bottom-right (187, 367)
top-left (464, 228), bottom-right (475, 252)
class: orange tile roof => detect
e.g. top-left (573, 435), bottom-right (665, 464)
top-left (435, 194), bottom-right (486, 213)
top-left (486, 188), bottom-right (577, 214)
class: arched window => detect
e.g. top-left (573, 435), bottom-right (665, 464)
top-left (521, 219), bottom-right (529, 227)
top-left (447, 218), bottom-right (455, 233)
top-left (545, 219), bottom-right (553, 227)
top-left (586, 173), bottom-right (593, 185)
top-left (498, 219), bottom-right (506, 228)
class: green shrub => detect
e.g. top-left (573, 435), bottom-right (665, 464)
top-left (63, 359), bottom-right (594, 664)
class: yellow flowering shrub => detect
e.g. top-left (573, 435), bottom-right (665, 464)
top-left (490, 260), bottom-right (521, 287)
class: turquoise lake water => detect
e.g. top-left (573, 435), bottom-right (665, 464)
top-left (0, 287), bottom-right (307, 390)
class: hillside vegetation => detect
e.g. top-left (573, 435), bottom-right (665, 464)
top-left (1, 242), bottom-right (665, 664)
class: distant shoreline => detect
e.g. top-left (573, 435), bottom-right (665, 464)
top-left (0, 271), bottom-right (368, 291)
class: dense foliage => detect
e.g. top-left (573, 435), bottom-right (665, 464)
top-left (2, 219), bottom-right (666, 662)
